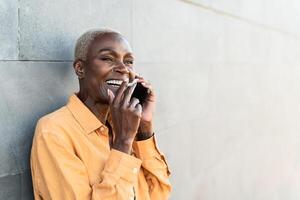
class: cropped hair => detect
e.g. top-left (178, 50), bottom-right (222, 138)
top-left (74, 28), bottom-right (122, 61)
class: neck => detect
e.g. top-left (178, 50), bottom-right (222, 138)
top-left (77, 90), bottom-right (110, 125)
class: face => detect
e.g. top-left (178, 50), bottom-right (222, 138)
top-left (75, 33), bottom-right (135, 104)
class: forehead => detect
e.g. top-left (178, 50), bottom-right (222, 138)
top-left (89, 33), bottom-right (133, 55)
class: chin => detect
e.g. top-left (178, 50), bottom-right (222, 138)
top-left (97, 93), bottom-right (110, 104)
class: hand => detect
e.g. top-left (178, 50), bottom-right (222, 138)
top-left (135, 75), bottom-right (156, 138)
top-left (107, 81), bottom-right (142, 154)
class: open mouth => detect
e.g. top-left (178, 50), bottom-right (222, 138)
top-left (105, 79), bottom-right (123, 88)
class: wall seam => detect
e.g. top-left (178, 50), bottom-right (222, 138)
top-left (17, 0), bottom-right (21, 60)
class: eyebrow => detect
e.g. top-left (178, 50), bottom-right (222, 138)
top-left (98, 48), bottom-right (115, 54)
top-left (97, 48), bottom-right (134, 57)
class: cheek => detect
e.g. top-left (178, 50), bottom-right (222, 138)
top-left (87, 68), bottom-right (109, 90)
top-left (90, 68), bottom-right (111, 80)
top-left (91, 60), bottom-right (113, 78)
top-left (90, 76), bottom-right (105, 92)
top-left (89, 77), bottom-right (108, 101)
top-left (86, 68), bottom-right (111, 94)
top-left (86, 70), bottom-right (104, 90)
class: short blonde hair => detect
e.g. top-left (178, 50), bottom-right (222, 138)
top-left (74, 28), bottom-right (122, 61)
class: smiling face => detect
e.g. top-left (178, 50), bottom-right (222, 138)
top-left (74, 32), bottom-right (135, 104)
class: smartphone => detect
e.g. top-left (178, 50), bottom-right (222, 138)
top-left (131, 82), bottom-right (149, 104)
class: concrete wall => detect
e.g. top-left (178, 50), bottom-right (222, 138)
top-left (1, 0), bottom-right (300, 199)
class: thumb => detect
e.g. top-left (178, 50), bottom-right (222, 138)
top-left (107, 89), bottom-right (115, 105)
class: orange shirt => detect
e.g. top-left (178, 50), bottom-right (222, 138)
top-left (30, 93), bottom-right (171, 200)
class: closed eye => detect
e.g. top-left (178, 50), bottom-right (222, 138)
top-left (125, 60), bottom-right (134, 65)
top-left (100, 57), bottom-right (114, 62)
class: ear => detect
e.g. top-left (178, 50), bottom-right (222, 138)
top-left (73, 60), bottom-right (85, 79)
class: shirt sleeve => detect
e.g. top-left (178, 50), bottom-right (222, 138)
top-left (132, 135), bottom-right (172, 200)
top-left (31, 128), bottom-right (142, 200)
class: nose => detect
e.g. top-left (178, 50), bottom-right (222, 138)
top-left (113, 61), bottom-right (130, 75)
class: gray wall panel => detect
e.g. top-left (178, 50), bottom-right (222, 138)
top-left (0, 0), bottom-right (18, 60)
top-left (0, 61), bottom-right (78, 199)
top-left (0, 170), bottom-right (33, 200)
top-left (19, 0), bottom-right (132, 60)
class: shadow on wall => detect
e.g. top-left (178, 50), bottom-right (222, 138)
top-left (0, 61), bottom-right (78, 199)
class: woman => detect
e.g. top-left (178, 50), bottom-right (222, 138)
top-left (30, 28), bottom-right (171, 200)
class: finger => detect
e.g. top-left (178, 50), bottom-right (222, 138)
top-left (135, 78), bottom-right (152, 94)
top-left (127, 79), bottom-right (138, 87)
top-left (121, 82), bottom-right (137, 107)
top-left (135, 76), bottom-right (153, 94)
top-left (134, 73), bottom-right (142, 79)
top-left (139, 81), bottom-right (154, 95)
top-left (129, 70), bottom-right (136, 82)
top-left (141, 81), bottom-right (152, 90)
top-left (134, 104), bottom-right (142, 117)
top-left (136, 76), bottom-right (145, 83)
top-left (140, 82), bottom-right (155, 102)
top-left (113, 81), bottom-right (128, 105)
top-left (129, 97), bottom-right (140, 110)
top-left (136, 78), bottom-right (151, 88)
top-left (107, 89), bottom-right (115, 105)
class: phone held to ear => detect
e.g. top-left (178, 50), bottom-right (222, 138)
top-left (132, 82), bottom-right (149, 104)
top-left (128, 79), bottom-right (149, 104)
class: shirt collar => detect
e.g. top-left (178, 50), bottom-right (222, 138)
top-left (66, 93), bottom-right (103, 134)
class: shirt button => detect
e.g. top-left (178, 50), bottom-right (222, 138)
top-left (99, 126), bottom-right (105, 132)
top-left (133, 167), bottom-right (138, 174)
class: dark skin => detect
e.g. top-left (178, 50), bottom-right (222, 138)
top-left (73, 33), bottom-right (155, 154)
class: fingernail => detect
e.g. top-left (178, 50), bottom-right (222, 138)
top-left (127, 79), bottom-right (138, 87)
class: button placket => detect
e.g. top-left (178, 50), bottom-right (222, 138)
top-left (99, 126), bottom-right (105, 133)
top-left (133, 167), bottom-right (138, 174)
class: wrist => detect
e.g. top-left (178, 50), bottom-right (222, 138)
top-left (137, 121), bottom-right (153, 141)
top-left (138, 120), bottom-right (153, 133)
top-left (113, 137), bottom-right (134, 154)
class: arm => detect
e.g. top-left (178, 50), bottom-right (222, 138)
top-left (133, 135), bottom-right (171, 200)
top-left (131, 75), bottom-right (171, 199)
top-left (31, 129), bottom-right (141, 200)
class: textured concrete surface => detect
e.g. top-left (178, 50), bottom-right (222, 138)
top-left (0, 0), bottom-right (18, 60)
top-left (0, 170), bottom-right (32, 200)
top-left (2, 0), bottom-right (300, 199)
top-left (0, 61), bottom-right (77, 199)
top-left (19, 0), bottom-right (132, 60)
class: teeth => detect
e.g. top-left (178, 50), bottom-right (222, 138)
top-left (106, 79), bottom-right (123, 86)
top-left (110, 84), bottom-right (120, 88)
